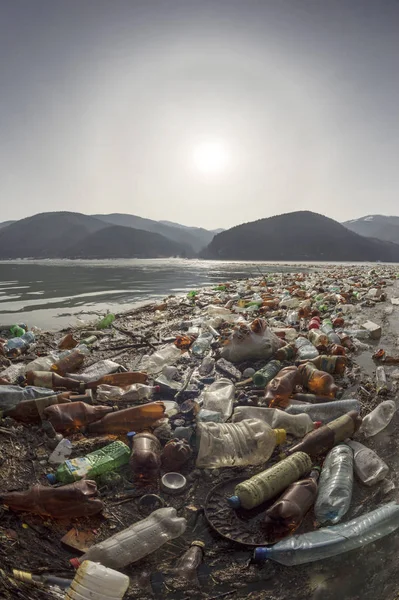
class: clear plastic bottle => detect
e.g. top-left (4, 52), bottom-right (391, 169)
top-left (200, 378), bottom-right (235, 421)
top-left (254, 501), bottom-right (399, 565)
top-left (71, 507), bottom-right (187, 569)
top-left (130, 432), bottom-right (161, 483)
top-left (295, 337), bottom-right (319, 360)
top-left (285, 399), bottom-right (360, 423)
top-left (196, 419), bottom-right (286, 468)
top-left (315, 444), bottom-right (353, 524)
top-left (0, 385), bottom-right (60, 413)
top-left (68, 359), bottom-right (121, 383)
top-left (228, 452), bottom-right (312, 510)
top-left (140, 344), bottom-right (182, 374)
top-left (173, 541), bottom-right (205, 583)
top-left (346, 440), bottom-right (389, 486)
top-left (191, 330), bottom-right (214, 358)
top-left (376, 366), bottom-right (388, 394)
top-left (23, 353), bottom-right (59, 373)
top-left (232, 406), bottom-right (316, 437)
top-left (66, 561), bottom-right (129, 600)
top-left (96, 384), bottom-right (159, 403)
top-left (359, 400), bottom-right (396, 438)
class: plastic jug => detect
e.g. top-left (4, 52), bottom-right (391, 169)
top-left (359, 400), bottom-right (396, 438)
top-left (315, 444), bottom-right (353, 524)
top-left (196, 419), bottom-right (286, 468)
top-left (346, 440), bottom-right (389, 486)
top-left (200, 378), bottom-right (235, 421)
top-left (232, 406), bottom-right (316, 437)
top-left (71, 507), bottom-right (187, 569)
top-left (66, 560), bottom-right (129, 600)
top-left (86, 402), bottom-right (166, 435)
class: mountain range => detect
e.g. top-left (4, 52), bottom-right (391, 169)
top-left (0, 210), bottom-right (399, 262)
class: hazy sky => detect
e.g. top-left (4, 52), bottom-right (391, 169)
top-left (1, 0), bottom-right (399, 229)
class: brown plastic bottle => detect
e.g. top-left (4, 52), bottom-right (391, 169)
top-left (265, 366), bottom-right (300, 407)
top-left (338, 333), bottom-right (355, 351)
top-left (292, 393), bottom-right (336, 404)
top-left (43, 401), bottom-right (114, 433)
top-left (286, 411), bottom-right (362, 458)
top-left (161, 438), bottom-right (192, 471)
top-left (58, 333), bottom-right (78, 350)
top-left (302, 355), bottom-right (346, 375)
top-left (174, 541), bottom-right (205, 582)
top-left (130, 432), bottom-right (161, 483)
top-left (87, 402), bottom-right (165, 435)
top-left (0, 480), bottom-right (103, 518)
top-left (274, 343), bottom-right (297, 361)
top-left (51, 349), bottom-right (86, 376)
top-left (26, 371), bottom-right (85, 392)
top-left (263, 468), bottom-right (320, 539)
top-left (298, 300), bottom-right (312, 318)
top-left (4, 392), bottom-right (71, 423)
top-left (86, 371), bottom-right (148, 389)
top-left (298, 363), bottom-right (338, 397)
top-left (328, 344), bottom-right (347, 356)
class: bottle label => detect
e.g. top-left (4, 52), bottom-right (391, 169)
top-left (65, 457), bottom-right (91, 477)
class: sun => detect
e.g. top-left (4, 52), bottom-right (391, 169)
top-left (192, 139), bottom-right (229, 175)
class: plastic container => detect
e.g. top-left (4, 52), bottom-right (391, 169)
top-left (346, 440), bottom-right (389, 486)
top-left (308, 330), bottom-right (329, 348)
top-left (359, 400), bottom-right (396, 438)
top-left (161, 438), bottom-right (192, 471)
top-left (87, 402), bottom-right (166, 435)
top-left (86, 371), bottom-right (148, 390)
top-left (68, 360), bottom-right (121, 383)
top-left (307, 355), bottom-right (346, 375)
top-left (252, 360), bottom-right (282, 388)
top-left (130, 432), bottom-right (161, 483)
top-left (71, 507), bottom-right (187, 569)
top-left (66, 560), bottom-right (129, 600)
top-left (23, 353), bottom-right (59, 373)
top-left (264, 366), bottom-right (300, 407)
top-left (254, 501), bottom-right (399, 565)
top-left (3, 391), bottom-right (71, 422)
top-left (376, 366), bottom-right (388, 394)
top-left (43, 401), bottom-right (113, 432)
top-left (173, 542), bottom-right (204, 582)
top-left (315, 444), bottom-right (353, 524)
top-left (0, 385), bottom-right (61, 413)
top-left (228, 452), bottom-right (312, 510)
top-left (97, 384), bottom-right (159, 403)
top-left (196, 419), bottom-right (286, 468)
top-left (232, 406), bottom-right (316, 437)
top-left (285, 399), bottom-right (360, 423)
top-left (140, 344), bottom-right (182, 374)
top-left (26, 371), bottom-right (84, 392)
top-left (47, 440), bottom-right (131, 484)
top-left (298, 363), bottom-right (338, 398)
top-left (191, 331), bottom-right (214, 358)
top-left (51, 349), bottom-right (87, 376)
top-left (295, 337), bottom-right (319, 360)
top-left (97, 313), bottom-right (116, 329)
top-left (200, 378), bottom-right (235, 421)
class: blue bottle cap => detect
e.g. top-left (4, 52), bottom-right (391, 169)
top-left (227, 495), bottom-right (241, 509)
top-left (46, 473), bottom-right (57, 485)
top-left (253, 547), bottom-right (270, 561)
top-left (126, 431), bottom-right (136, 449)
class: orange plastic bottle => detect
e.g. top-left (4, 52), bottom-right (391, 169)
top-left (298, 363), bottom-right (338, 397)
top-left (87, 402), bottom-right (165, 435)
top-left (130, 432), bottom-right (161, 483)
top-left (265, 367), bottom-right (300, 407)
top-left (26, 371), bottom-right (85, 392)
top-left (86, 372), bottom-right (148, 389)
top-left (43, 401), bottom-right (114, 433)
top-left (4, 392), bottom-right (71, 423)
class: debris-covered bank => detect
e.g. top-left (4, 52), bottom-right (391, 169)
top-left (1, 265), bottom-right (399, 600)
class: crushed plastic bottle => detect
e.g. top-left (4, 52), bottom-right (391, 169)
top-left (295, 337), bottom-right (319, 360)
top-left (66, 560), bottom-right (129, 600)
top-left (200, 378), bottom-right (235, 421)
top-left (346, 440), bottom-right (389, 486)
top-left (359, 400), bottom-right (396, 438)
top-left (232, 406), bottom-right (316, 437)
top-left (315, 444), bottom-right (353, 524)
top-left (285, 399), bottom-right (360, 423)
top-left (140, 344), bottom-right (182, 374)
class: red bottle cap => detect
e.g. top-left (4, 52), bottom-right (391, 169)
top-left (70, 558), bottom-right (81, 570)
top-left (314, 421), bottom-right (323, 429)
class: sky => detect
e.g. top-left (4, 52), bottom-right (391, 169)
top-left (1, 0), bottom-right (399, 229)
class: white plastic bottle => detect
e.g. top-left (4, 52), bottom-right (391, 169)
top-left (295, 337), bottom-right (319, 360)
top-left (196, 419), bottom-right (286, 468)
top-left (200, 378), bottom-right (235, 421)
top-left (140, 344), bottom-right (182, 375)
top-left (285, 399), bottom-right (360, 423)
top-left (71, 508), bottom-right (186, 569)
top-left (359, 400), bottom-right (396, 437)
top-left (232, 406), bottom-right (316, 438)
top-left (346, 440), bottom-right (389, 486)
top-left (66, 560), bottom-right (129, 600)
top-left (315, 444), bottom-right (353, 524)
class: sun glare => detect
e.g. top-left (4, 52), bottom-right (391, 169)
top-left (192, 139), bottom-right (229, 174)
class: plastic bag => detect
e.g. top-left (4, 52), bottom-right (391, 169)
top-left (221, 318), bottom-right (282, 363)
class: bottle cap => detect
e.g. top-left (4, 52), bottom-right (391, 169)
top-left (227, 495), bottom-right (241, 509)
top-left (274, 429), bottom-right (287, 445)
top-left (314, 421), bottom-right (323, 429)
top-left (46, 473), bottom-right (57, 484)
top-left (154, 385), bottom-right (161, 393)
top-left (126, 431), bottom-right (136, 449)
top-left (253, 547), bottom-right (270, 562)
top-left (69, 558), bottom-right (81, 570)
top-left (191, 540), bottom-right (205, 549)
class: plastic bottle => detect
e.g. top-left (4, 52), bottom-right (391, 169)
top-left (173, 541), bottom-right (205, 583)
top-left (228, 452), bottom-right (312, 510)
top-left (161, 438), bottom-right (192, 471)
top-left (10, 324), bottom-right (25, 337)
top-left (320, 321), bottom-right (341, 344)
top-left (96, 384), bottom-right (159, 403)
top-left (295, 337), bottom-right (319, 360)
top-left (376, 366), bottom-right (388, 394)
top-left (58, 333), bottom-right (78, 350)
top-left (252, 360), bottom-right (282, 388)
top-left (3, 392), bottom-right (71, 422)
top-left (196, 419), bottom-right (286, 468)
top-left (285, 399), bottom-right (360, 423)
top-left (130, 432), bottom-right (161, 483)
top-left (140, 344), bottom-right (182, 374)
top-left (329, 344), bottom-right (347, 356)
top-left (23, 353), bottom-right (59, 373)
top-left (232, 406), bottom-right (316, 437)
top-left (71, 507), bottom-right (187, 569)
top-left (1, 480), bottom-right (103, 518)
top-left (359, 400), bottom-right (396, 438)
top-left (292, 393), bottom-right (337, 404)
top-left (254, 501), bottom-right (399, 566)
top-left (47, 440), bottom-right (131, 484)
top-left (308, 316), bottom-right (320, 330)
top-left (191, 330), bottom-right (214, 358)
top-left (298, 363), bottom-right (338, 397)
top-left (263, 469), bottom-right (320, 538)
top-left (68, 359), bottom-right (121, 383)
top-left (87, 402), bottom-right (166, 435)
top-left (66, 561), bottom-right (129, 600)
top-left (97, 313), bottom-right (116, 329)
top-left (308, 330), bottom-right (329, 348)
top-left (86, 371), bottom-right (148, 389)
top-left (0, 385), bottom-right (61, 413)
top-left (43, 401), bottom-right (114, 433)
top-left (51, 348), bottom-right (87, 376)
top-left (306, 355), bottom-right (346, 375)
top-left (298, 300), bottom-right (312, 318)
top-left (286, 411), bottom-right (362, 458)
top-left (274, 344), bottom-right (297, 361)
top-left (26, 371), bottom-right (84, 392)
top-left (200, 378), bottom-right (235, 421)
top-left (346, 440), bottom-right (389, 486)
top-left (314, 444), bottom-right (353, 524)
top-left (198, 356), bottom-right (215, 376)
top-left (264, 366), bottom-right (300, 407)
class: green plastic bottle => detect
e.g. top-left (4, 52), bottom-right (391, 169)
top-left (97, 314), bottom-right (115, 329)
top-left (252, 360), bottom-right (282, 388)
top-left (46, 441), bottom-right (130, 484)
top-left (10, 324), bottom-right (26, 337)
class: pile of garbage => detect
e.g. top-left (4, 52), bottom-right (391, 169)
top-left (1, 265), bottom-right (399, 599)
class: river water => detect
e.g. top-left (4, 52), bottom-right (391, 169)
top-left (0, 258), bottom-right (310, 330)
